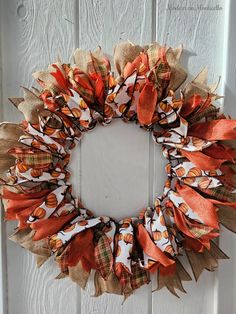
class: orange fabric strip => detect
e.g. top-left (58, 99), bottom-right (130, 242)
top-left (188, 120), bottom-right (236, 140)
top-left (5, 198), bottom-right (46, 216)
top-left (31, 212), bottom-right (77, 241)
top-left (81, 254), bottom-right (96, 273)
top-left (203, 143), bottom-right (235, 162)
top-left (219, 164), bottom-right (236, 187)
top-left (2, 188), bottom-right (51, 226)
top-left (175, 183), bottom-right (219, 229)
top-left (180, 149), bottom-right (226, 171)
top-left (16, 204), bottom-right (42, 229)
top-left (123, 54), bottom-right (149, 78)
top-left (60, 229), bottom-right (96, 272)
top-left (115, 262), bottom-right (131, 282)
top-left (136, 224), bottom-right (175, 267)
top-left (173, 207), bottom-right (218, 250)
top-left (159, 263), bottom-right (176, 276)
top-left (51, 64), bottom-right (72, 95)
top-left (2, 188), bottom-right (50, 200)
top-left (210, 198), bottom-right (236, 209)
top-left (184, 236), bottom-right (205, 252)
top-left (181, 94), bottom-right (202, 117)
top-left (137, 82), bottom-right (157, 125)
top-left (89, 73), bottom-right (105, 107)
top-left (74, 74), bottom-right (94, 93)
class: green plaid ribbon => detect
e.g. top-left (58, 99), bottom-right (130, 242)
top-left (189, 225), bottom-right (213, 239)
top-left (200, 186), bottom-right (234, 202)
top-left (130, 263), bottom-right (149, 290)
top-left (87, 54), bottom-right (110, 89)
top-left (9, 147), bottom-right (52, 168)
top-left (119, 268), bottom-right (131, 287)
top-left (94, 232), bottom-right (113, 280)
top-left (188, 105), bottom-right (219, 124)
top-left (148, 61), bottom-right (171, 102)
top-left (74, 78), bottom-right (95, 104)
top-left (119, 263), bottom-right (149, 291)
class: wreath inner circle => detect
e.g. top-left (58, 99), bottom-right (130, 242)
top-left (1, 41), bottom-right (236, 299)
top-left (69, 119), bottom-right (163, 220)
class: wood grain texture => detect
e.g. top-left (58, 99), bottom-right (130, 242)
top-left (0, 201), bottom-right (7, 314)
top-left (156, 0), bottom-right (225, 82)
top-left (0, 1), bottom-right (8, 313)
top-left (1, 1), bottom-right (79, 313)
top-left (217, 0), bottom-right (236, 313)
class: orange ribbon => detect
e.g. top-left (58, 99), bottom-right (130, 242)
top-left (175, 183), bottom-right (219, 229)
top-left (136, 224), bottom-right (174, 267)
top-left (123, 54), bottom-right (149, 78)
top-left (60, 229), bottom-right (96, 272)
top-left (188, 119), bottom-right (236, 140)
top-left (173, 207), bottom-right (218, 250)
top-left (180, 149), bottom-right (227, 171)
top-left (159, 263), bottom-right (176, 276)
top-left (51, 64), bottom-right (72, 95)
top-left (137, 81), bottom-right (158, 125)
top-left (89, 73), bottom-right (105, 108)
top-left (2, 188), bottom-right (51, 227)
top-left (31, 212), bottom-right (77, 241)
top-left (203, 143), bottom-right (236, 161)
top-left (209, 198), bottom-right (236, 209)
top-left (181, 94), bottom-right (203, 117)
top-left (184, 236), bottom-right (206, 252)
top-left (2, 188), bottom-right (50, 200)
top-left (208, 164), bottom-right (235, 191)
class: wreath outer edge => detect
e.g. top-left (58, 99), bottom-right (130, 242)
top-left (0, 41), bottom-right (236, 299)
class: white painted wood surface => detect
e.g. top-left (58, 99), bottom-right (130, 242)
top-left (0, 0), bottom-right (235, 313)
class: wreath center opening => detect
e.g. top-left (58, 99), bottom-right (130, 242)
top-left (69, 119), bottom-right (166, 221)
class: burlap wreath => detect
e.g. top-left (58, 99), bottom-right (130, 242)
top-left (1, 41), bottom-right (236, 299)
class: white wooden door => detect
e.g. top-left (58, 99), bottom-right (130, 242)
top-left (1, 0), bottom-right (236, 313)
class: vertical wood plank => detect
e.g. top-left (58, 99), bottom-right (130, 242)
top-left (0, 0), bottom-right (8, 312)
top-left (217, 0), bottom-right (236, 313)
top-left (1, 1), bottom-right (79, 313)
top-left (152, 1), bottom-right (227, 314)
top-left (0, 201), bottom-right (7, 314)
top-left (78, 0), bottom-right (153, 313)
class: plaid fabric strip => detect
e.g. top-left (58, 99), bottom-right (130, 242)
top-left (95, 232), bottom-right (113, 279)
top-left (148, 58), bottom-right (171, 102)
top-left (9, 148), bottom-right (52, 168)
top-left (55, 246), bottom-right (70, 274)
top-left (218, 177), bottom-right (235, 193)
top-left (119, 268), bottom-right (131, 287)
top-left (22, 152), bottom-right (52, 168)
top-left (130, 263), bottom-right (149, 290)
top-left (73, 72), bottom-right (95, 104)
top-left (76, 85), bottom-right (94, 104)
top-left (199, 186), bottom-right (234, 202)
top-left (189, 226), bottom-right (213, 239)
top-left (87, 54), bottom-right (110, 89)
top-left (153, 59), bottom-right (171, 90)
top-left (188, 106), bottom-right (219, 124)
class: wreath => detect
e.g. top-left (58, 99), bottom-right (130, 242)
top-left (1, 41), bottom-right (236, 299)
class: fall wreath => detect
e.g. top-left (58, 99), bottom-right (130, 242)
top-left (1, 41), bottom-right (236, 299)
